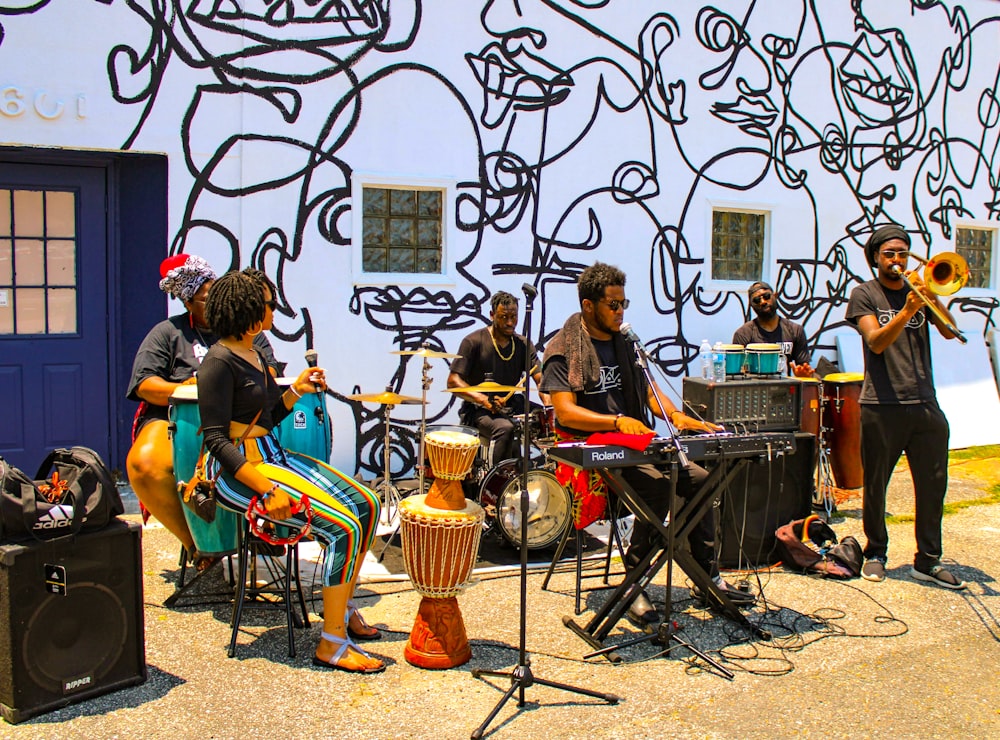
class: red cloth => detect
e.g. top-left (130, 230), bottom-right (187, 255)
top-left (585, 431), bottom-right (656, 450)
top-left (554, 430), bottom-right (654, 529)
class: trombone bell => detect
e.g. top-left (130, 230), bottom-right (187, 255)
top-left (922, 251), bottom-right (969, 296)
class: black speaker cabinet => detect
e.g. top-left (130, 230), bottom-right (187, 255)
top-left (0, 519), bottom-right (147, 724)
top-left (717, 433), bottom-right (815, 567)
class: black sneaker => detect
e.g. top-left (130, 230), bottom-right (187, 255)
top-left (626, 590), bottom-right (660, 624)
top-left (910, 564), bottom-right (967, 590)
top-left (861, 557), bottom-right (886, 582)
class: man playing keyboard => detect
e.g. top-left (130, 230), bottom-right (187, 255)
top-left (540, 262), bottom-right (754, 625)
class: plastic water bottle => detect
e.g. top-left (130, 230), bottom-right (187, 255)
top-left (712, 341), bottom-right (726, 383)
top-left (699, 339), bottom-right (713, 379)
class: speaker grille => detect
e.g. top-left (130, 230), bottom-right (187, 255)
top-left (26, 582), bottom-right (127, 693)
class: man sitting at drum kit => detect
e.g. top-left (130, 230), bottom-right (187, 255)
top-left (733, 280), bottom-right (816, 377)
top-left (846, 225), bottom-right (967, 590)
top-left (447, 290), bottom-right (549, 467)
top-left (200, 270), bottom-right (386, 672)
top-left (126, 254), bottom-right (279, 572)
top-left (541, 262), bottom-right (753, 625)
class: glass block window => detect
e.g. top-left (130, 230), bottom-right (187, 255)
top-left (0, 188), bottom-right (78, 335)
top-left (955, 226), bottom-right (994, 289)
top-left (711, 209), bottom-right (767, 281)
top-left (361, 187), bottom-right (443, 274)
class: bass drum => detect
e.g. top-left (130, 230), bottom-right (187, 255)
top-left (479, 460), bottom-right (571, 550)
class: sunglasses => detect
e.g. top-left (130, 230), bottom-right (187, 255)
top-left (880, 250), bottom-right (910, 260)
top-left (600, 298), bottom-right (630, 311)
top-left (265, 299), bottom-right (277, 310)
top-left (751, 292), bottom-right (773, 305)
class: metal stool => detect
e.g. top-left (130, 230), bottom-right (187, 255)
top-left (227, 516), bottom-right (311, 658)
top-left (541, 498), bottom-right (628, 614)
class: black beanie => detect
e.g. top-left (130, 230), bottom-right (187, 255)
top-left (865, 225), bottom-right (911, 267)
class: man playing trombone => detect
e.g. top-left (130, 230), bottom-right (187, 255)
top-left (846, 225), bottom-right (967, 589)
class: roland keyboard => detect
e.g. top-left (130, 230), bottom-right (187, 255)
top-left (546, 432), bottom-right (796, 470)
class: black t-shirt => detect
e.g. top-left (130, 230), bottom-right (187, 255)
top-left (450, 327), bottom-right (539, 414)
top-left (541, 337), bottom-right (627, 436)
top-left (845, 279), bottom-right (936, 404)
top-left (127, 313), bottom-right (278, 423)
top-left (732, 316), bottom-right (810, 371)
top-left (198, 344), bottom-right (292, 474)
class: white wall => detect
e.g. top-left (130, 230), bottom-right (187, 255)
top-left (2, 1), bottom-right (999, 473)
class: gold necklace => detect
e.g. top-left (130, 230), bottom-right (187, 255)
top-left (490, 328), bottom-right (515, 362)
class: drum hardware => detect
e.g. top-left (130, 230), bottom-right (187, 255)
top-left (391, 347), bottom-right (462, 359)
top-left (472, 283), bottom-right (616, 740)
top-left (347, 390), bottom-right (425, 405)
top-left (443, 380), bottom-right (525, 395)
top-left (349, 387), bottom-right (420, 560)
top-left (890, 251), bottom-right (968, 344)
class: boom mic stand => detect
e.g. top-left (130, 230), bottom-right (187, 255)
top-left (471, 283), bottom-right (620, 739)
top-left (592, 324), bottom-right (733, 679)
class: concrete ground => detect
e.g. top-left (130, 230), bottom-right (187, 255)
top-left (3, 456), bottom-right (999, 739)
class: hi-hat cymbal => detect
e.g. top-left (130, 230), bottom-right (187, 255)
top-left (390, 348), bottom-right (461, 359)
top-left (444, 381), bottom-right (525, 394)
top-left (347, 391), bottom-right (425, 405)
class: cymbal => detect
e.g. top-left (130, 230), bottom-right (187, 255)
top-left (390, 348), bottom-right (461, 359)
top-left (444, 381), bottom-right (525, 394)
top-left (347, 391), bottom-right (425, 405)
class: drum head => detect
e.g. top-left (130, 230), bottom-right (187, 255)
top-left (481, 461), bottom-right (571, 550)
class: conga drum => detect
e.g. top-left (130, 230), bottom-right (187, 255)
top-left (399, 427), bottom-right (483, 669)
top-left (823, 372), bottom-right (864, 490)
top-left (168, 385), bottom-right (239, 557)
top-left (273, 378), bottom-right (332, 462)
top-left (799, 377), bottom-right (821, 437)
top-left (746, 343), bottom-right (781, 374)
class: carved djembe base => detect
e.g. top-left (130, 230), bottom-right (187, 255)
top-left (403, 596), bottom-right (472, 669)
top-left (399, 494), bottom-right (483, 669)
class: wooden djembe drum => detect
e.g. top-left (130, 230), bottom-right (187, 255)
top-left (399, 428), bottom-right (484, 669)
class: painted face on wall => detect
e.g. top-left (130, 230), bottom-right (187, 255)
top-left (472, 0), bottom-right (649, 129)
top-left (647, 0), bottom-right (805, 184)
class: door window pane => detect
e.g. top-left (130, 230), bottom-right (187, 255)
top-left (47, 288), bottom-right (77, 333)
top-left (0, 190), bottom-right (10, 237)
top-left (13, 190), bottom-right (44, 237)
top-left (47, 239), bottom-right (76, 286)
top-left (0, 189), bottom-right (78, 335)
top-left (46, 191), bottom-right (76, 237)
top-left (15, 238), bottom-right (45, 284)
top-left (15, 287), bottom-right (45, 334)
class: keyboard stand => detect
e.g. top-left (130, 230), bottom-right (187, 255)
top-left (563, 456), bottom-right (770, 656)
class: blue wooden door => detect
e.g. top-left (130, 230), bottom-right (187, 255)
top-left (0, 163), bottom-right (110, 471)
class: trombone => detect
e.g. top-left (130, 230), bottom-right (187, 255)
top-left (890, 251), bottom-right (968, 344)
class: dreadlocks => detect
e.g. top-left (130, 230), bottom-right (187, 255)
top-left (242, 267), bottom-right (276, 302)
top-left (205, 271), bottom-right (265, 339)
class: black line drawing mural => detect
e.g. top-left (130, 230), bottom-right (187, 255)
top-left (2, 0), bottom-right (997, 478)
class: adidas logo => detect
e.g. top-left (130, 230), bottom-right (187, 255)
top-left (32, 505), bottom-right (77, 531)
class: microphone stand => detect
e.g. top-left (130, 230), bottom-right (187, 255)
top-left (593, 328), bottom-right (732, 680)
top-left (471, 283), bottom-right (620, 739)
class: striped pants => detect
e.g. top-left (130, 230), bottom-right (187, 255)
top-left (207, 434), bottom-right (380, 587)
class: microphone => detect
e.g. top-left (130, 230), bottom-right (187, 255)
top-left (619, 322), bottom-right (642, 347)
top-left (521, 283), bottom-right (537, 300)
top-left (304, 348), bottom-right (325, 422)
